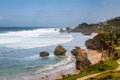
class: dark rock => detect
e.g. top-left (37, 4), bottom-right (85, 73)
top-left (66, 27), bottom-right (72, 33)
top-left (39, 51), bottom-right (49, 57)
top-left (71, 47), bottom-right (87, 57)
top-left (72, 23), bottom-right (99, 35)
top-left (71, 47), bottom-right (91, 70)
top-left (59, 28), bottom-right (65, 33)
top-left (54, 45), bottom-right (66, 55)
top-left (85, 34), bottom-right (106, 50)
top-left (71, 49), bottom-right (79, 56)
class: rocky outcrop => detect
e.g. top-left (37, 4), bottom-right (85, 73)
top-left (72, 23), bottom-right (99, 35)
top-left (54, 45), bottom-right (66, 55)
top-left (85, 34), bottom-right (106, 50)
top-left (71, 47), bottom-right (91, 70)
top-left (66, 27), bottom-right (72, 33)
top-left (72, 16), bottom-right (120, 35)
top-left (59, 28), bottom-right (65, 33)
top-left (39, 51), bottom-right (49, 57)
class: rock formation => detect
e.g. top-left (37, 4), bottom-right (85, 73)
top-left (71, 47), bottom-right (91, 70)
top-left (59, 28), bottom-right (65, 33)
top-left (39, 51), bottom-right (49, 57)
top-left (85, 34), bottom-right (106, 50)
top-left (54, 45), bottom-right (66, 55)
top-left (72, 23), bottom-right (98, 35)
top-left (66, 27), bottom-right (72, 33)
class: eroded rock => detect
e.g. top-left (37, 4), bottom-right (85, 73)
top-left (54, 45), bottom-right (66, 55)
top-left (39, 51), bottom-right (49, 57)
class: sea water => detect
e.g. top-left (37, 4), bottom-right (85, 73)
top-left (0, 27), bottom-right (95, 80)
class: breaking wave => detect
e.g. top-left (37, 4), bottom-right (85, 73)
top-left (0, 28), bottom-right (73, 49)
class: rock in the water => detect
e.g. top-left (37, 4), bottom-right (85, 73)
top-left (39, 51), bottom-right (49, 57)
top-left (71, 47), bottom-right (91, 70)
top-left (59, 28), bottom-right (65, 33)
top-left (54, 45), bottom-right (66, 55)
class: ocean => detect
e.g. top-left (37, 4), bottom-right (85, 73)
top-left (0, 27), bottom-right (94, 80)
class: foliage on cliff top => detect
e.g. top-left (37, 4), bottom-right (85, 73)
top-left (57, 60), bottom-right (118, 80)
top-left (73, 16), bottom-right (120, 34)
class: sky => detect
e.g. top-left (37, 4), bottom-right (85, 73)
top-left (0, 0), bottom-right (120, 27)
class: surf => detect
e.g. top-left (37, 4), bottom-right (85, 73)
top-left (0, 28), bottom-right (73, 49)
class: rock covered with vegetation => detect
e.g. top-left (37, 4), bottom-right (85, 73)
top-left (72, 23), bottom-right (99, 35)
top-left (85, 30), bottom-right (120, 59)
top-left (72, 16), bottom-right (120, 35)
top-left (85, 34), bottom-right (106, 50)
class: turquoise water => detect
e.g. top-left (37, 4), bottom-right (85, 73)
top-left (0, 27), bottom-right (94, 79)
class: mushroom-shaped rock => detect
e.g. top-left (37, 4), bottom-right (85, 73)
top-left (39, 51), bottom-right (49, 57)
top-left (71, 47), bottom-right (91, 70)
top-left (54, 45), bottom-right (66, 55)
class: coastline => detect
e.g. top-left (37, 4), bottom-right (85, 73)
top-left (0, 56), bottom-right (76, 80)
top-left (18, 67), bottom-right (76, 80)
top-left (0, 31), bottom-right (95, 80)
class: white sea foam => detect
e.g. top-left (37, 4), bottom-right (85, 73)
top-left (0, 28), bottom-right (56, 38)
top-left (0, 28), bottom-right (73, 49)
top-left (23, 54), bottom-right (39, 61)
top-left (35, 56), bottom-right (76, 74)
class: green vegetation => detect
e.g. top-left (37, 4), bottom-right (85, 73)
top-left (87, 71), bottom-right (120, 80)
top-left (73, 16), bottom-right (120, 35)
top-left (57, 60), bottom-right (118, 80)
top-left (100, 17), bottom-right (120, 32)
top-left (97, 32), bottom-right (120, 59)
top-left (65, 16), bottom-right (120, 80)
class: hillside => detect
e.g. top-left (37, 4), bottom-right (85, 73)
top-left (72, 16), bottom-right (120, 35)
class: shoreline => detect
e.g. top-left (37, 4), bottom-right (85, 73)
top-left (17, 66), bottom-right (76, 80)
top-left (0, 57), bottom-right (76, 80)
top-left (0, 32), bottom-right (95, 80)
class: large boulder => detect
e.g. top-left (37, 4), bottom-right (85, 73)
top-left (54, 45), bottom-right (66, 55)
top-left (39, 51), bottom-right (49, 57)
top-left (85, 34), bottom-right (106, 50)
top-left (71, 47), bottom-right (91, 70)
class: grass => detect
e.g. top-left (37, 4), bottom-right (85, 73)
top-left (58, 60), bottom-right (119, 80)
top-left (87, 70), bottom-right (120, 80)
